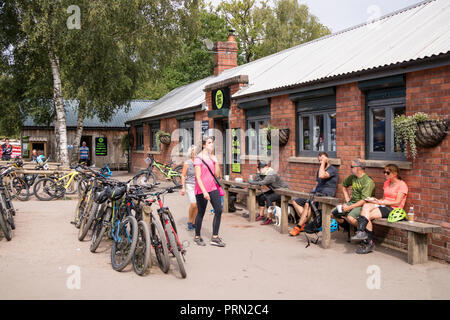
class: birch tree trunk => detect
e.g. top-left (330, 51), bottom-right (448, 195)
top-left (49, 47), bottom-right (69, 166)
top-left (72, 105), bottom-right (85, 164)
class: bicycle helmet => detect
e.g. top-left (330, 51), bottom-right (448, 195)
top-left (94, 186), bottom-right (111, 204)
top-left (388, 208), bottom-right (407, 223)
top-left (110, 185), bottom-right (126, 200)
top-left (316, 218), bottom-right (338, 233)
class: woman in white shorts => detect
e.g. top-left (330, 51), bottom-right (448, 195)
top-left (181, 146), bottom-right (198, 231)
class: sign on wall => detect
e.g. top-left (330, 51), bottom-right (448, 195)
top-left (201, 120), bottom-right (209, 136)
top-left (95, 137), bottom-right (107, 156)
top-left (231, 128), bottom-right (241, 173)
top-left (212, 87), bottom-right (231, 110)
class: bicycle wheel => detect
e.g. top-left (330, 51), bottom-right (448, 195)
top-left (33, 178), bottom-right (58, 201)
top-left (0, 207), bottom-right (12, 241)
top-left (150, 213), bottom-right (170, 273)
top-left (133, 220), bottom-right (151, 276)
top-left (78, 201), bottom-right (99, 241)
top-left (133, 171), bottom-right (157, 187)
top-left (90, 206), bottom-right (111, 253)
top-left (10, 177), bottom-right (30, 201)
top-left (77, 178), bottom-right (89, 197)
top-left (164, 221), bottom-right (186, 278)
top-left (111, 215), bottom-right (138, 271)
top-left (171, 165), bottom-right (183, 186)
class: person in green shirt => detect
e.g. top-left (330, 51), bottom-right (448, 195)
top-left (332, 159), bottom-right (375, 228)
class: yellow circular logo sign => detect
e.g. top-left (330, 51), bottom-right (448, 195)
top-left (215, 90), bottom-right (224, 109)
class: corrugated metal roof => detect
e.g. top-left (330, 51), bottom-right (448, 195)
top-left (231, 0), bottom-right (450, 99)
top-left (129, 0), bottom-right (450, 122)
top-left (23, 100), bottom-right (155, 128)
top-left (126, 76), bottom-right (214, 122)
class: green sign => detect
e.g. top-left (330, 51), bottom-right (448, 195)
top-left (95, 137), bottom-right (107, 156)
top-left (231, 128), bottom-right (241, 173)
top-left (215, 90), bottom-right (224, 109)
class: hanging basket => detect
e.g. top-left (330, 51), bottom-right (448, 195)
top-left (414, 120), bottom-right (449, 148)
top-left (159, 134), bottom-right (171, 145)
top-left (267, 128), bottom-right (290, 146)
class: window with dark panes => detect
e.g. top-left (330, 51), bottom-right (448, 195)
top-left (245, 106), bottom-right (271, 157)
top-left (179, 119), bottom-right (195, 154)
top-left (294, 91), bottom-right (336, 157)
top-left (135, 125), bottom-right (144, 150)
top-left (149, 121), bottom-right (160, 151)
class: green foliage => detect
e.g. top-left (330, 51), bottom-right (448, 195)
top-left (393, 112), bottom-right (433, 159)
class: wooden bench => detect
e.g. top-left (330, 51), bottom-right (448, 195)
top-left (372, 219), bottom-right (442, 265)
top-left (274, 188), bottom-right (340, 249)
top-left (221, 180), bottom-right (262, 222)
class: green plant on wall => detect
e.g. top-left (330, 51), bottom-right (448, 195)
top-left (393, 112), bottom-right (447, 159)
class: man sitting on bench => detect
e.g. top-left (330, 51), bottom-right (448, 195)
top-left (289, 152), bottom-right (338, 236)
top-left (332, 159), bottom-right (375, 229)
top-left (249, 161), bottom-right (289, 225)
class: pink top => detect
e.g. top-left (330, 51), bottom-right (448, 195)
top-left (194, 156), bottom-right (217, 195)
top-left (383, 180), bottom-right (408, 209)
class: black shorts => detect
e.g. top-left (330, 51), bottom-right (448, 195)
top-left (378, 206), bottom-right (394, 218)
top-left (293, 198), bottom-right (307, 206)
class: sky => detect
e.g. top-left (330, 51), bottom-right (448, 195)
top-left (209, 0), bottom-right (422, 33)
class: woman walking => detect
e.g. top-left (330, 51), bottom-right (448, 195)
top-left (193, 136), bottom-right (225, 247)
top-left (181, 145), bottom-right (198, 231)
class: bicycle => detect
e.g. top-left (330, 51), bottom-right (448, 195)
top-left (9, 157), bottom-right (50, 196)
top-left (133, 154), bottom-right (183, 187)
top-left (0, 167), bottom-right (16, 240)
top-left (144, 184), bottom-right (186, 278)
top-left (33, 165), bottom-right (83, 201)
top-left (3, 158), bottom-right (30, 201)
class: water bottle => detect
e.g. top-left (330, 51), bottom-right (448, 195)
top-left (407, 206), bottom-right (414, 223)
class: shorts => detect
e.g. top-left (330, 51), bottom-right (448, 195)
top-left (378, 206), bottom-right (393, 218)
top-left (345, 202), bottom-right (362, 219)
top-left (186, 183), bottom-right (196, 204)
top-left (293, 198), bottom-right (307, 207)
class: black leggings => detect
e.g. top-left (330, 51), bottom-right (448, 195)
top-left (195, 189), bottom-right (222, 237)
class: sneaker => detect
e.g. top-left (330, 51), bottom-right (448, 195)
top-left (242, 213), bottom-right (250, 219)
top-left (351, 231), bottom-right (368, 242)
top-left (187, 223), bottom-right (194, 231)
top-left (261, 218), bottom-right (273, 225)
top-left (255, 215), bottom-right (265, 222)
top-left (289, 225), bottom-right (304, 236)
top-left (356, 240), bottom-right (375, 254)
top-left (210, 237), bottom-right (226, 247)
top-left (193, 237), bottom-right (206, 246)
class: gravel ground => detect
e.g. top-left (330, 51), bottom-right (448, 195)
top-left (1, 174), bottom-right (449, 300)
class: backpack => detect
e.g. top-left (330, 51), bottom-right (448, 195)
top-left (303, 200), bottom-right (322, 248)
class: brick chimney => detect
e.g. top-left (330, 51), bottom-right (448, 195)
top-left (213, 29), bottom-right (238, 77)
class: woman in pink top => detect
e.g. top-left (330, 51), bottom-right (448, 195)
top-left (352, 164), bottom-right (408, 254)
top-left (193, 136), bottom-right (225, 247)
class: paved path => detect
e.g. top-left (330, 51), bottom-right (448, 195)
top-left (1, 179), bottom-right (449, 299)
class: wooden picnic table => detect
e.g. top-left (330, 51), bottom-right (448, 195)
top-left (220, 180), bottom-right (262, 222)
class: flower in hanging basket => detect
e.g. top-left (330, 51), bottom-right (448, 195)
top-left (393, 112), bottom-right (448, 159)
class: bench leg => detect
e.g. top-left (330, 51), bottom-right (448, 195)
top-left (280, 195), bottom-right (290, 234)
top-left (248, 189), bottom-right (256, 222)
top-left (408, 231), bottom-right (428, 265)
top-left (321, 204), bottom-right (332, 249)
top-left (223, 187), bottom-right (229, 214)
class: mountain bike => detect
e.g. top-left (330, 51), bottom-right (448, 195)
top-left (3, 158), bottom-right (30, 201)
top-left (133, 154), bottom-right (183, 187)
top-left (0, 167), bottom-right (16, 240)
top-left (33, 165), bottom-right (82, 201)
top-left (145, 184), bottom-right (186, 278)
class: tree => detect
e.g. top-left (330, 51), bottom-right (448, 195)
top-left (1, 0), bottom-right (198, 165)
top-left (255, 0), bottom-right (331, 59)
top-left (217, 0), bottom-right (330, 63)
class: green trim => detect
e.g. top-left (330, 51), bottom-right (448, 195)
top-left (358, 75), bottom-right (405, 91)
top-left (245, 106), bottom-right (270, 117)
top-left (238, 99), bottom-right (269, 110)
top-left (290, 87), bottom-right (335, 102)
top-left (296, 95), bottom-right (336, 113)
top-left (207, 109), bottom-right (230, 119)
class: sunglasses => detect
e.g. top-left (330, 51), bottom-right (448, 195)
top-left (384, 171), bottom-right (391, 175)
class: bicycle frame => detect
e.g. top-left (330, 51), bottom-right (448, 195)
top-left (56, 170), bottom-right (79, 190)
top-left (146, 156), bottom-right (180, 179)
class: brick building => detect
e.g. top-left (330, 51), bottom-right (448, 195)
top-left (127, 0), bottom-right (449, 262)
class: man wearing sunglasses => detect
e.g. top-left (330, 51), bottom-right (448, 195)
top-left (332, 159), bottom-right (375, 228)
